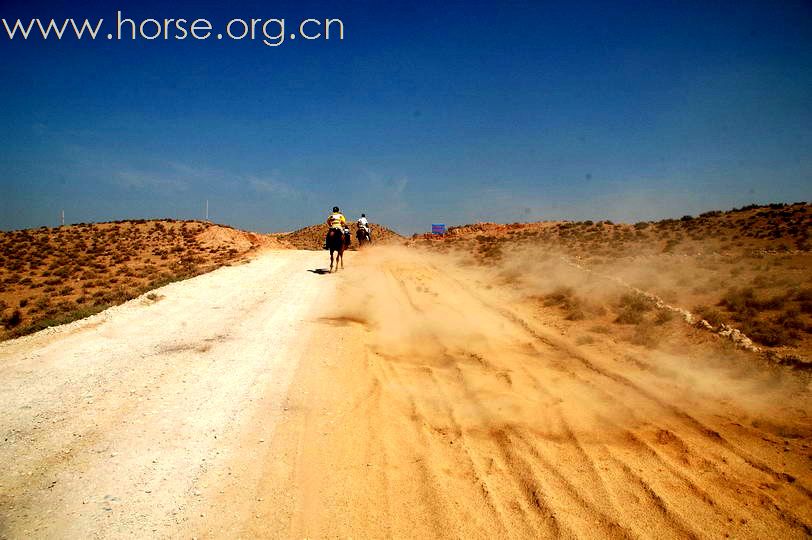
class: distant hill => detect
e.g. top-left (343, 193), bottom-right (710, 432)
top-left (409, 202), bottom-right (812, 361)
top-left (410, 202), bottom-right (811, 257)
top-left (277, 222), bottom-right (404, 250)
top-left (0, 219), bottom-right (274, 340)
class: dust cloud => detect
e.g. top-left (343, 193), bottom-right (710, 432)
top-left (304, 245), bottom-right (812, 537)
top-left (323, 245), bottom-right (811, 439)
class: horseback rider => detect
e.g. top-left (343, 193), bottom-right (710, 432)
top-left (324, 206), bottom-right (346, 249)
top-left (357, 213), bottom-right (371, 242)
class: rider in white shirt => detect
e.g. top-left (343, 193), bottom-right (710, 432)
top-left (358, 213), bottom-right (371, 242)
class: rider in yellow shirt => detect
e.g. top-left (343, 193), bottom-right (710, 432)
top-left (326, 206), bottom-right (346, 229)
top-left (324, 206), bottom-right (346, 249)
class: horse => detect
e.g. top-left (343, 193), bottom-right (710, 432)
top-left (326, 227), bottom-right (349, 272)
top-left (356, 226), bottom-right (371, 248)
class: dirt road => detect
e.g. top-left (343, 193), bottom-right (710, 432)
top-left (1, 248), bottom-right (810, 538)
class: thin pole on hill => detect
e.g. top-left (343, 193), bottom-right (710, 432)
top-left (205, 200), bottom-right (209, 221)
top-left (61, 210), bottom-right (64, 227)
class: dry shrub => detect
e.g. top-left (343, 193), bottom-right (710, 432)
top-left (542, 286), bottom-right (577, 308)
top-left (777, 308), bottom-right (805, 332)
top-left (615, 308), bottom-right (644, 325)
top-left (629, 322), bottom-right (659, 348)
top-left (740, 320), bottom-right (798, 347)
top-left (541, 286), bottom-right (605, 321)
top-left (3, 309), bottom-right (22, 329)
top-left (693, 305), bottom-right (725, 327)
top-left (615, 293), bottom-right (652, 325)
top-left (794, 287), bottom-right (812, 303)
top-left (654, 310), bottom-right (675, 325)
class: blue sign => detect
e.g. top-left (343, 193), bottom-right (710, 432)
top-left (431, 224), bottom-right (446, 235)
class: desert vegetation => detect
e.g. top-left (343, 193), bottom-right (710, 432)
top-left (0, 219), bottom-right (267, 340)
top-left (410, 203), bottom-right (812, 364)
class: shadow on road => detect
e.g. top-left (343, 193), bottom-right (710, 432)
top-left (308, 269), bottom-right (331, 275)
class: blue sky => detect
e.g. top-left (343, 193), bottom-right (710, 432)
top-left (1, 0), bottom-right (810, 233)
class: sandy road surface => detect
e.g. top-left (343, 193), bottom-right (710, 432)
top-left (0, 250), bottom-right (340, 538)
top-left (2, 248), bottom-right (811, 539)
